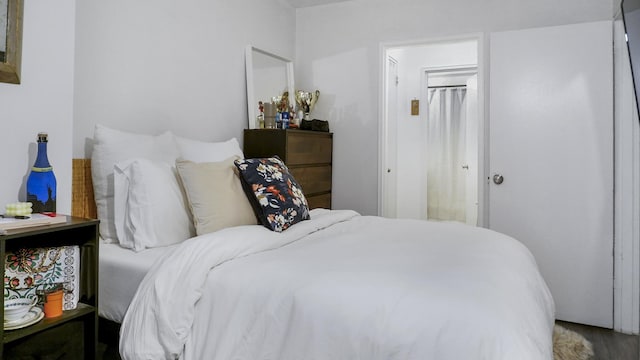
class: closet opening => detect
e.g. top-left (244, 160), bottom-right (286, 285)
top-left (379, 36), bottom-right (485, 226)
top-left (425, 68), bottom-right (478, 225)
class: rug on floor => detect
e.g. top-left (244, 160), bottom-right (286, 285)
top-left (554, 324), bottom-right (594, 360)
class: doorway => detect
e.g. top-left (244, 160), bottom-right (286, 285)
top-left (380, 36), bottom-right (484, 225)
top-left (424, 68), bottom-right (478, 225)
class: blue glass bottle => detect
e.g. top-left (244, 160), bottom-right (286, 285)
top-left (26, 133), bottom-right (56, 215)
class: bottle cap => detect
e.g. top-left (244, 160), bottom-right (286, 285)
top-left (37, 132), bottom-right (48, 142)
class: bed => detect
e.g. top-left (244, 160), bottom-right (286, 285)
top-left (71, 125), bottom-right (555, 360)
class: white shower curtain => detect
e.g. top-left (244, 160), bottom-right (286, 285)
top-left (427, 87), bottom-right (467, 222)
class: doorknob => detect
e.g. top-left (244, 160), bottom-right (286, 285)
top-left (462, 165), bottom-right (469, 170)
top-left (493, 174), bottom-right (504, 185)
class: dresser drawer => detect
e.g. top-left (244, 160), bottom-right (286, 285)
top-left (286, 132), bottom-right (332, 165)
top-left (307, 193), bottom-right (331, 210)
top-left (290, 165), bottom-right (331, 195)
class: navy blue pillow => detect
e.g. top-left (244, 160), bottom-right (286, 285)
top-left (234, 156), bottom-right (310, 232)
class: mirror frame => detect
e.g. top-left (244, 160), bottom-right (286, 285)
top-left (0, 0), bottom-right (23, 84)
top-left (245, 45), bottom-right (294, 129)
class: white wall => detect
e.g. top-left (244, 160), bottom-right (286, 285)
top-left (0, 0), bottom-right (76, 214)
top-left (295, 0), bottom-right (611, 215)
top-left (73, 0), bottom-right (296, 158)
top-left (388, 41), bottom-right (476, 219)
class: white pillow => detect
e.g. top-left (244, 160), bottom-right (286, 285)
top-left (114, 158), bottom-right (195, 251)
top-left (91, 125), bottom-right (180, 242)
top-left (175, 136), bottom-right (243, 163)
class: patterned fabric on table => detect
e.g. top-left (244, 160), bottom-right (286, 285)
top-left (234, 156), bottom-right (310, 232)
top-left (4, 246), bottom-right (80, 310)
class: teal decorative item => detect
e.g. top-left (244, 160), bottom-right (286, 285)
top-left (26, 133), bottom-right (56, 215)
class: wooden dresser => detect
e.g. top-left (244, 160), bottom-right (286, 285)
top-left (243, 129), bottom-right (332, 209)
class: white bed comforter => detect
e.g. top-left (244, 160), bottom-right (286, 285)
top-left (120, 209), bottom-right (555, 360)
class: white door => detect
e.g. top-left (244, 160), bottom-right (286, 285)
top-left (489, 21), bottom-right (613, 327)
top-left (383, 56), bottom-right (399, 218)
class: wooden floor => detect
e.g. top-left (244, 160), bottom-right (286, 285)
top-left (557, 321), bottom-right (639, 360)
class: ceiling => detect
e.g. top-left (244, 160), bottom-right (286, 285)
top-left (283, 0), bottom-right (351, 8)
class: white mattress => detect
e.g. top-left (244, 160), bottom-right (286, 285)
top-left (99, 242), bottom-right (175, 323)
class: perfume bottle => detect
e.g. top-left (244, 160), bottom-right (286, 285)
top-left (257, 101), bottom-right (265, 129)
top-left (26, 132), bottom-right (57, 215)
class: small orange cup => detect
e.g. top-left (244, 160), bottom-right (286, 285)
top-left (43, 289), bottom-right (63, 318)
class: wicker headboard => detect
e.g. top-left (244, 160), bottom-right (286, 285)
top-left (71, 159), bottom-right (97, 219)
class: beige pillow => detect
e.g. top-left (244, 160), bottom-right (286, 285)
top-left (176, 157), bottom-right (257, 235)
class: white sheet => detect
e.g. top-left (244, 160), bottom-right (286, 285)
top-left (99, 243), bottom-right (176, 322)
top-left (120, 209), bottom-right (555, 360)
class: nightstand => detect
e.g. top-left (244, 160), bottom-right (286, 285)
top-left (0, 216), bottom-right (99, 359)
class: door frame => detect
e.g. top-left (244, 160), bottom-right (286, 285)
top-left (382, 55), bottom-right (399, 218)
top-left (613, 17), bottom-right (640, 334)
top-left (378, 33), bottom-right (487, 226)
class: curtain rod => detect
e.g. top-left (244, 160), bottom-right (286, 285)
top-left (428, 84), bottom-right (467, 89)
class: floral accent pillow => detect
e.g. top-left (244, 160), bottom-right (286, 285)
top-left (234, 156), bottom-right (310, 232)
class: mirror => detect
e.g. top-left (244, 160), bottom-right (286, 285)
top-left (0, 0), bottom-right (6, 61)
top-left (245, 45), bottom-right (294, 129)
top-left (0, 0), bottom-right (23, 84)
